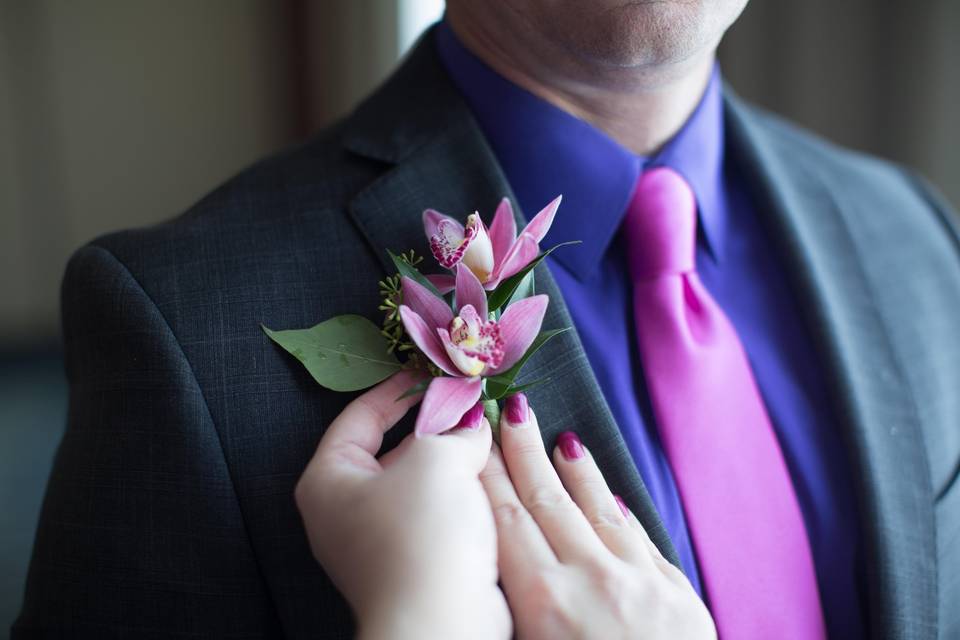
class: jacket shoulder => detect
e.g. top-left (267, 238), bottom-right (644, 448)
top-left (88, 120), bottom-right (380, 265)
top-left (737, 102), bottom-right (959, 243)
top-left (66, 120), bottom-right (387, 308)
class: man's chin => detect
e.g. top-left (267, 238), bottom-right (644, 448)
top-left (544, 0), bottom-right (746, 69)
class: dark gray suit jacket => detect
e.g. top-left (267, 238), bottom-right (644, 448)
top-left (14, 32), bottom-right (960, 639)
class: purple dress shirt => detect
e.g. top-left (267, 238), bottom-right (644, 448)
top-left (435, 21), bottom-right (865, 639)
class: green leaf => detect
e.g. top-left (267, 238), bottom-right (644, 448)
top-left (388, 249), bottom-right (443, 299)
top-left (482, 377), bottom-right (551, 403)
top-left (483, 328), bottom-right (571, 399)
top-left (506, 269), bottom-right (535, 308)
top-left (506, 377), bottom-right (551, 396)
top-left (262, 315), bottom-right (401, 392)
top-left (486, 241), bottom-right (580, 312)
top-left (396, 378), bottom-right (430, 401)
top-left (493, 270), bottom-right (533, 321)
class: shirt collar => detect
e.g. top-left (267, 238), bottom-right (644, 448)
top-left (434, 21), bottom-right (727, 280)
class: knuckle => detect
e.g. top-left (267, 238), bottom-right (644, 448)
top-left (491, 501), bottom-right (531, 528)
top-left (511, 438), bottom-right (549, 460)
top-left (354, 394), bottom-right (391, 428)
top-left (479, 461), bottom-right (511, 484)
top-left (589, 564), bottom-right (636, 624)
top-left (658, 556), bottom-right (693, 586)
top-left (586, 508), bottom-right (628, 534)
top-left (293, 470), bottom-right (319, 510)
top-left (574, 475), bottom-right (610, 496)
top-left (293, 477), bottom-right (308, 509)
top-left (522, 484), bottom-right (576, 517)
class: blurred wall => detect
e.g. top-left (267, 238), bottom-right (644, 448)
top-left (300, 0), bottom-right (443, 132)
top-left (720, 0), bottom-right (959, 207)
top-left (0, 0), bottom-right (299, 347)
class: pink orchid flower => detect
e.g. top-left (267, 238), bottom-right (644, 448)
top-left (398, 263), bottom-right (548, 436)
top-left (423, 195), bottom-right (562, 292)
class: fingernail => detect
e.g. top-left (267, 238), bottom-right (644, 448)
top-left (557, 431), bottom-right (584, 461)
top-left (454, 403), bottom-right (484, 430)
top-left (614, 495), bottom-right (630, 517)
top-left (504, 393), bottom-right (529, 426)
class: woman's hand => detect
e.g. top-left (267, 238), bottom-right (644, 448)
top-left (295, 371), bottom-right (510, 640)
top-left (482, 393), bottom-right (716, 640)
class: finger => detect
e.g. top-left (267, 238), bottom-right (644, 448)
top-left (614, 495), bottom-right (664, 557)
top-left (439, 404), bottom-right (495, 471)
top-left (479, 445), bottom-right (556, 589)
top-left (615, 494), bottom-right (691, 585)
top-left (376, 432), bottom-right (416, 469)
top-left (411, 406), bottom-right (494, 476)
top-left (552, 432), bottom-right (651, 565)
top-left (498, 393), bottom-right (608, 563)
top-left (380, 403), bottom-right (492, 473)
top-left (313, 370), bottom-right (426, 476)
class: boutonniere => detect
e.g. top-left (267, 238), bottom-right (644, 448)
top-left (262, 196), bottom-right (575, 436)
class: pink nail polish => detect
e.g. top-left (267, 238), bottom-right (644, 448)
top-left (455, 403), bottom-right (484, 430)
top-left (557, 431), bottom-right (584, 461)
top-left (614, 495), bottom-right (630, 517)
top-left (504, 393), bottom-right (529, 426)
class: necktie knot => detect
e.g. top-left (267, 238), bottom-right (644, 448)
top-left (623, 166), bottom-right (697, 280)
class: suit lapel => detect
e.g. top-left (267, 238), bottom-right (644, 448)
top-left (725, 93), bottom-right (937, 638)
top-left (342, 32), bottom-right (680, 567)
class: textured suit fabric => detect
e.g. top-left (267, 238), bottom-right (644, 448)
top-left (13, 31), bottom-right (960, 639)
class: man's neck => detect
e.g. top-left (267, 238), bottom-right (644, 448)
top-left (445, 12), bottom-right (715, 156)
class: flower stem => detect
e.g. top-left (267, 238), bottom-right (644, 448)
top-left (483, 398), bottom-right (501, 444)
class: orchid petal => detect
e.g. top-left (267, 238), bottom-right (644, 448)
top-left (423, 208), bottom-right (456, 241)
top-left (522, 195), bottom-right (561, 243)
top-left (401, 276), bottom-right (453, 331)
top-left (461, 214), bottom-right (495, 282)
top-left (488, 294), bottom-right (549, 375)
top-left (481, 276), bottom-right (501, 291)
top-left (415, 375), bottom-right (483, 436)
top-left (430, 218), bottom-right (475, 269)
top-left (495, 232), bottom-right (540, 282)
top-left (398, 306), bottom-right (458, 376)
top-left (425, 273), bottom-right (456, 294)
top-left (455, 263), bottom-right (488, 319)
top-left (488, 198), bottom-right (517, 266)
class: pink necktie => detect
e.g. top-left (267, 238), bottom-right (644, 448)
top-left (624, 167), bottom-right (827, 639)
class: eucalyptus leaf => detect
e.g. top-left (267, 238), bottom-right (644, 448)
top-left (262, 315), bottom-right (401, 392)
top-left (486, 241), bottom-right (580, 312)
top-left (484, 328), bottom-right (571, 399)
top-left (388, 249), bottom-right (443, 299)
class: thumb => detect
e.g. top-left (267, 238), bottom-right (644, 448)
top-left (416, 403), bottom-right (493, 474)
